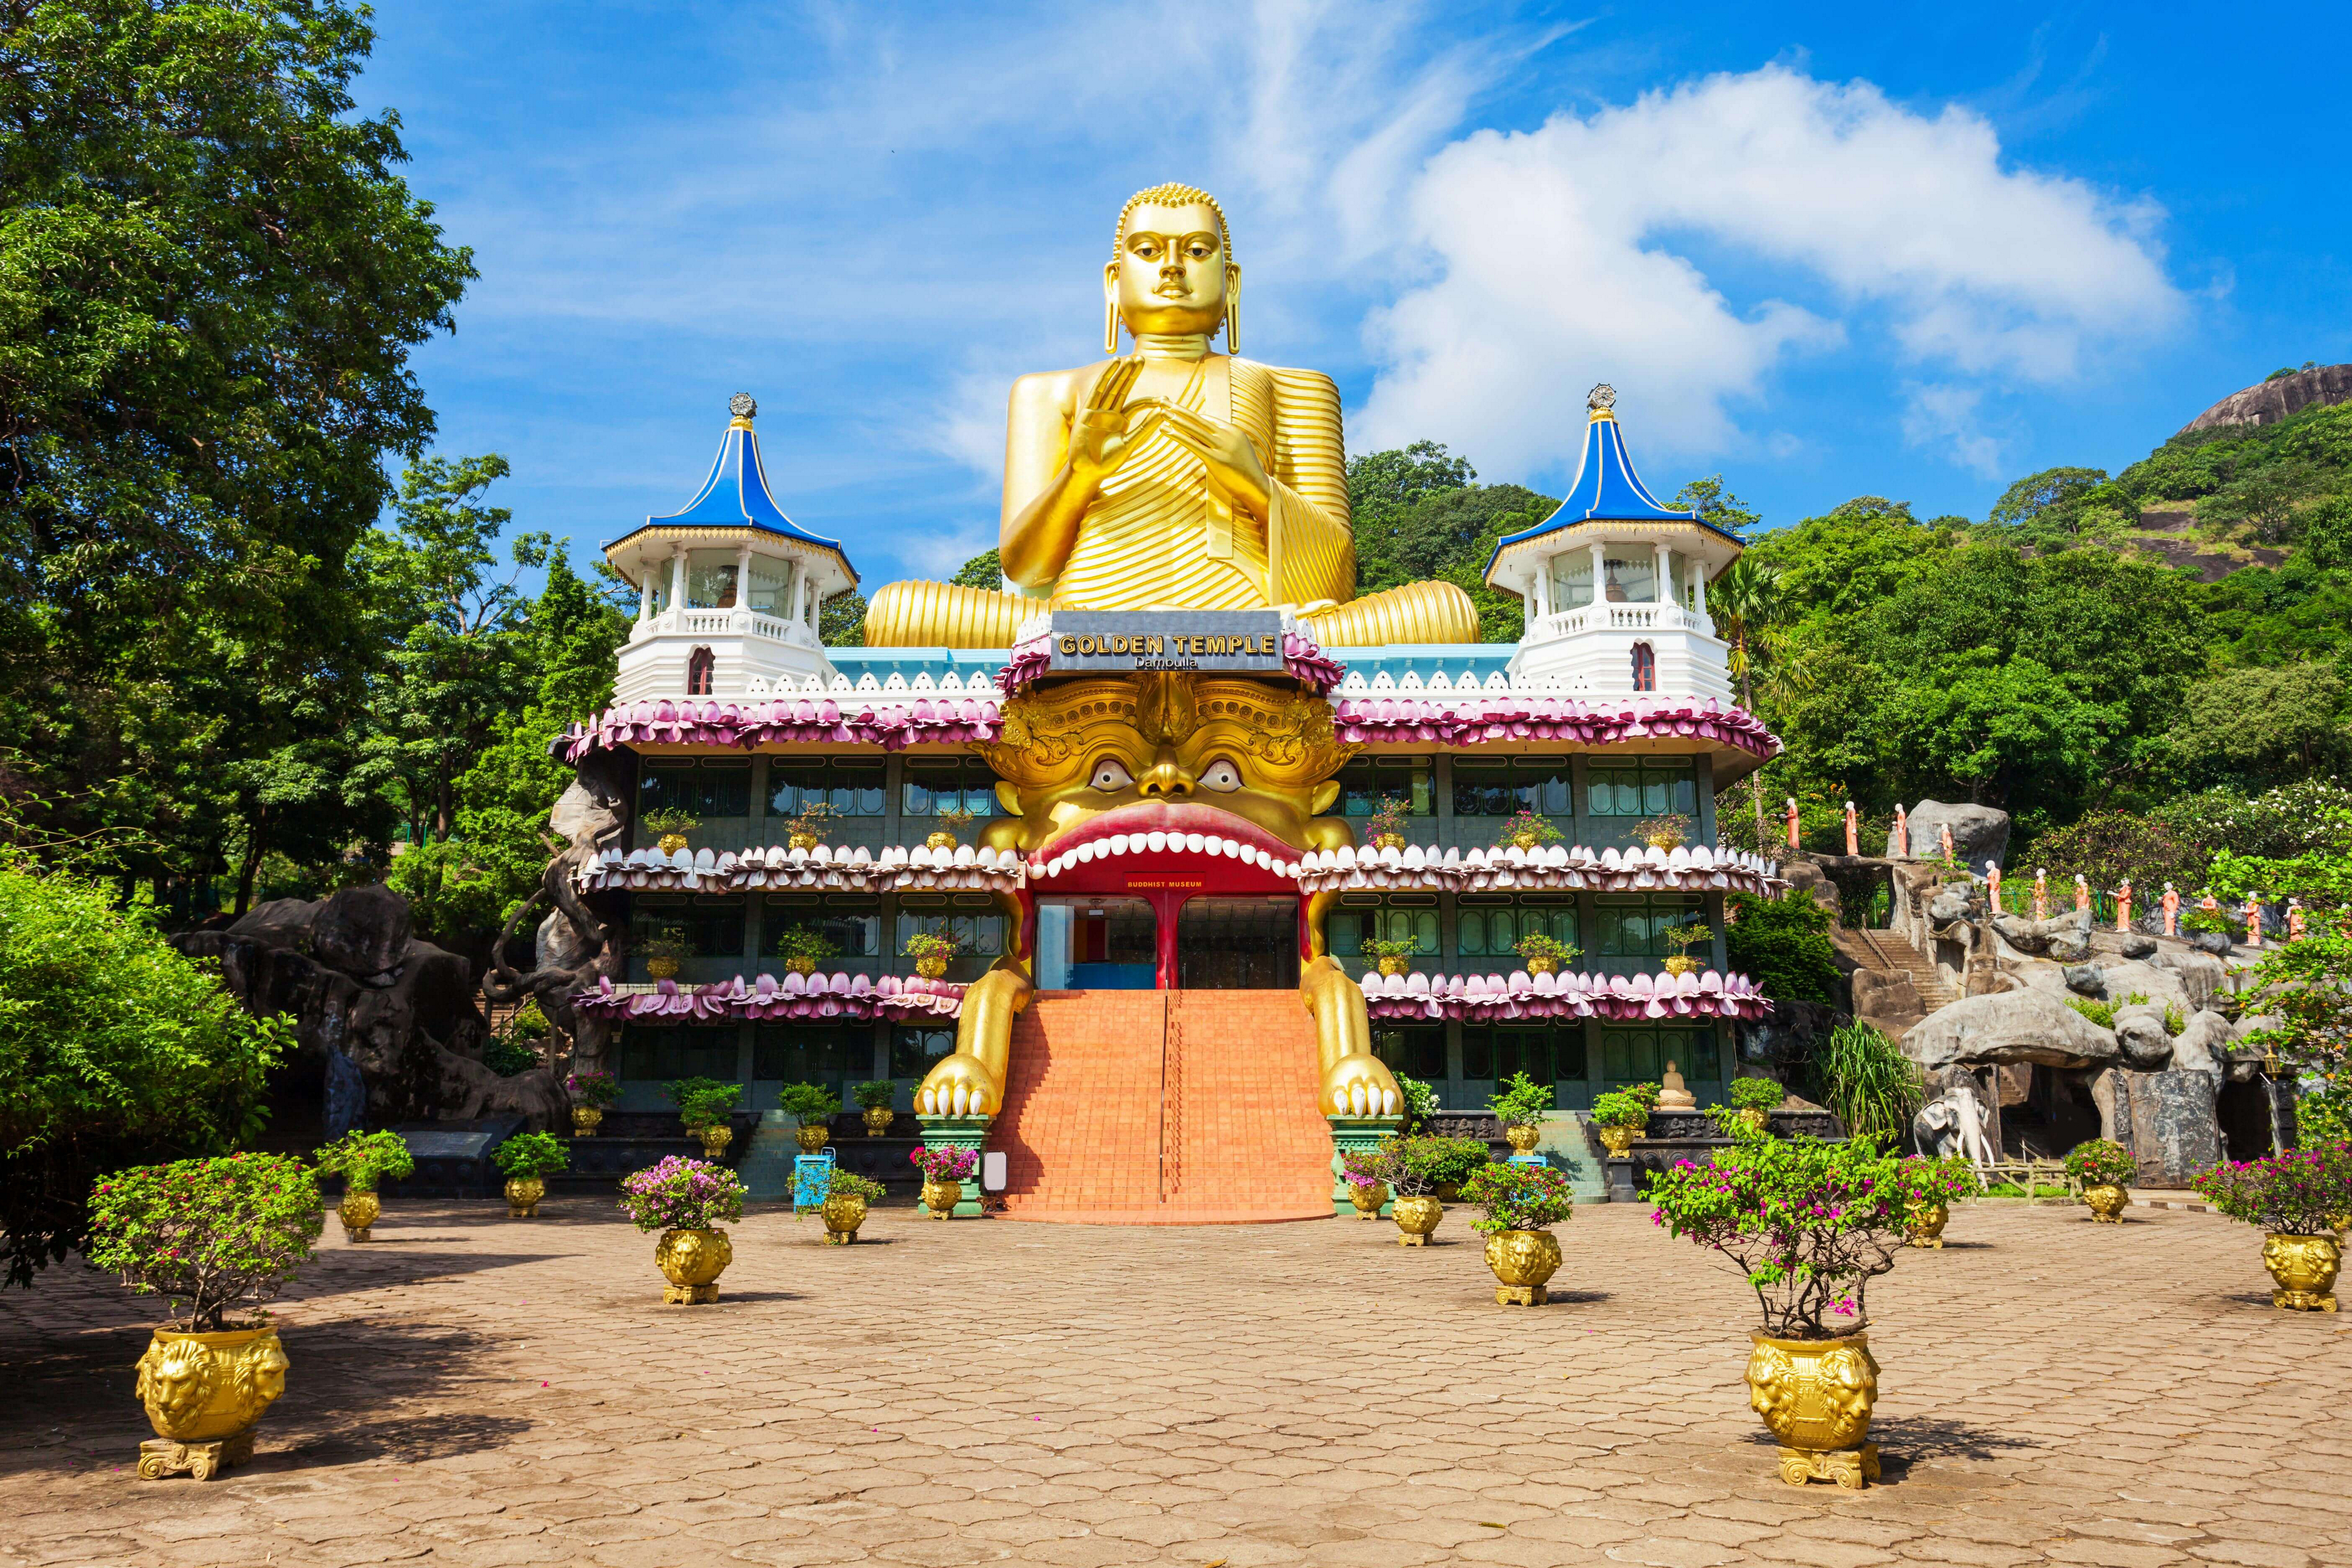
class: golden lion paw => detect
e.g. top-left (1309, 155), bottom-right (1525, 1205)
top-left (917, 1054), bottom-right (1002, 1118)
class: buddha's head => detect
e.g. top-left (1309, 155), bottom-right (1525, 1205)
top-left (1106, 182), bottom-right (1238, 350)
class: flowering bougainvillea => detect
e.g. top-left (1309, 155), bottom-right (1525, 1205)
top-left (86, 1154), bottom-right (323, 1331)
top-left (566, 1070), bottom-right (618, 1108)
top-left (1460, 1161), bottom-right (1576, 1234)
top-left (618, 1157), bottom-right (746, 1233)
top-left (2063, 1139), bottom-right (2136, 1191)
top-left (2192, 1144), bottom-right (2352, 1236)
top-left (910, 1145), bottom-right (978, 1183)
top-left (1648, 1135), bottom-right (1910, 1340)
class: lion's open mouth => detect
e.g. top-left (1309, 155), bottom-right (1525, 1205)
top-left (1028, 801), bottom-right (1305, 881)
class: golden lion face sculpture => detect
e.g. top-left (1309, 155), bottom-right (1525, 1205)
top-left (980, 671), bottom-right (1357, 858)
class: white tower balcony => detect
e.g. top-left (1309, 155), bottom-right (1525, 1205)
top-left (1484, 386), bottom-right (1743, 706)
top-left (605, 395), bottom-right (856, 704)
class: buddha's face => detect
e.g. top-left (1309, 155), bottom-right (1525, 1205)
top-left (1106, 200), bottom-right (1230, 338)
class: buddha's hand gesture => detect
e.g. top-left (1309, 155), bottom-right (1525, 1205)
top-left (1065, 358), bottom-right (1152, 492)
top-left (1148, 401), bottom-right (1271, 520)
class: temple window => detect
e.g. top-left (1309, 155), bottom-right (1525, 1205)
top-left (1630, 641), bottom-right (1656, 691)
top-left (687, 551), bottom-right (740, 609)
top-left (745, 554), bottom-right (793, 616)
top-left (759, 896), bottom-right (880, 972)
top-left (1584, 759), bottom-right (1696, 827)
top-left (618, 1023), bottom-right (738, 1082)
top-left (629, 897), bottom-right (747, 977)
top-left (1455, 897), bottom-right (1577, 964)
top-left (894, 897), bottom-right (1005, 982)
top-left (1334, 756), bottom-right (1434, 820)
top-left (687, 645), bottom-right (716, 694)
top-left (1547, 552), bottom-right (1593, 611)
top-left (1603, 552), bottom-right (1654, 603)
top-left (753, 1022), bottom-right (865, 1098)
top-left (1327, 894), bottom-right (1439, 977)
top-left (1450, 755), bottom-right (1574, 821)
top-left (640, 759), bottom-right (751, 820)
top-left (1461, 1023), bottom-right (1588, 1087)
top-left (891, 1024), bottom-right (956, 1079)
top-left (1371, 1025), bottom-right (1447, 1082)
top-left (1593, 893), bottom-right (1705, 974)
top-left (902, 756), bottom-right (1000, 821)
top-left (767, 759), bottom-right (886, 828)
top-left (1598, 1025), bottom-right (1720, 1088)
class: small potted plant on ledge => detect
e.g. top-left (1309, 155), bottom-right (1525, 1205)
top-left (1365, 796), bottom-right (1410, 852)
top-left (904, 930), bottom-right (961, 981)
top-left (621, 1156), bottom-right (746, 1304)
top-left (912, 1143), bottom-right (979, 1218)
top-left (1725, 1076), bottom-right (1785, 1135)
top-left (567, 1069), bottom-right (617, 1136)
top-left (785, 800), bottom-right (841, 851)
top-left (1895, 1154), bottom-right (1976, 1249)
top-left (854, 1079), bottom-right (898, 1136)
top-left (780, 1082), bottom-right (841, 1153)
top-left (1513, 932), bottom-right (1578, 976)
top-left (1661, 921), bottom-right (1713, 977)
top-left (1634, 812), bottom-right (1692, 851)
top-left (642, 926), bottom-right (693, 982)
top-left (494, 1131), bottom-right (570, 1218)
top-left (313, 1130), bottom-right (414, 1242)
top-left (1649, 1135), bottom-right (1911, 1488)
top-left (1490, 1071), bottom-right (1554, 1155)
top-left (820, 1170), bottom-right (887, 1244)
top-left (640, 807), bottom-right (700, 855)
top-left (1462, 1160), bottom-right (1576, 1304)
top-left (1589, 1091), bottom-right (1649, 1158)
top-left (1420, 1133), bottom-right (1490, 1202)
top-left (1339, 1146), bottom-right (1389, 1218)
top-left (87, 1153), bottom-right (322, 1480)
top-left (1360, 934), bottom-right (1418, 977)
top-left (2192, 1145), bottom-right (2352, 1311)
top-left (668, 1077), bottom-right (744, 1158)
top-left (775, 923), bottom-right (838, 977)
top-left (1498, 808), bottom-right (1563, 852)
top-left (2065, 1138), bottom-right (2136, 1222)
top-left (926, 806), bottom-right (977, 852)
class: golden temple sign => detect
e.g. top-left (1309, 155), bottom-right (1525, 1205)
top-left (1046, 611), bottom-right (1284, 674)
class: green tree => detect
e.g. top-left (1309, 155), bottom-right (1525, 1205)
top-left (1706, 556), bottom-right (1784, 841)
top-left (1725, 891), bottom-right (1839, 1005)
top-left (2163, 663), bottom-right (2351, 789)
top-left (950, 549), bottom-right (1002, 589)
top-left (1673, 475), bottom-right (1762, 536)
top-left (1988, 466), bottom-right (2109, 530)
top-left (820, 590), bottom-right (867, 648)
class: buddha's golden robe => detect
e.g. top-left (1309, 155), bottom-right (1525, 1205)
top-left (864, 354), bottom-right (1477, 649)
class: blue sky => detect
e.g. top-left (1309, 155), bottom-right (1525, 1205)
top-left (359, 1), bottom-right (2351, 595)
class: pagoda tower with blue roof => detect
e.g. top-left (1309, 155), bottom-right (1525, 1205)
top-left (605, 394), bottom-right (859, 703)
top-left (1483, 384), bottom-right (1742, 703)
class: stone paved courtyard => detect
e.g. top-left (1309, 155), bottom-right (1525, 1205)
top-left (2, 1198), bottom-right (2345, 1568)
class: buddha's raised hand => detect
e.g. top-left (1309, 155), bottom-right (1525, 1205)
top-left (1065, 357), bottom-right (1153, 493)
top-left (1146, 399), bottom-right (1272, 521)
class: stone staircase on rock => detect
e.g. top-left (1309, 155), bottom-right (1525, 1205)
top-left (994, 990), bottom-right (1336, 1225)
top-left (1837, 926), bottom-right (1955, 1039)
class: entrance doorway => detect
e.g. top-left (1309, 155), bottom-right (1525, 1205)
top-left (1034, 897), bottom-right (1156, 989)
top-left (1177, 897), bottom-right (1300, 989)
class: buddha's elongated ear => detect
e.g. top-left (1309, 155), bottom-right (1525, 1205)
top-left (1103, 261), bottom-right (1122, 356)
top-left (1224, 263), bottom-right (1241, 354)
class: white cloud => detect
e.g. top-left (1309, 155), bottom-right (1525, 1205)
top-left (1900, 383), bottom-right (2005, 478)
top-left (1357, 65), bottom-right (2184, 475)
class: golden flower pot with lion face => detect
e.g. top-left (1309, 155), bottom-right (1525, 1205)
top-left (821, 1193), bottom-right (868, 1244)
top-left (1747, 1331), bottom-right (1882, 1488)
top-left (795, 1123), bottom-right (830, 1154)
top-left (1349, 1180), bottom-right (1389, 1218)
top-left (654, 1228), bottom-right (734, 1304)
top-left (1503, 1124), bottom-right (1541, 1155)
top-left (2261, 1233), bottom-right (2341, 1312)
top-left (135, 1326), bottom-right (290, 1448)
top-left (922, 1180), bottom-right (962, 1219)
top-left (862, 1105), bottom-right (896, 1136)
top-left (571, 1106), bottom-right (603, 1137)
top-left (338, 1190), bottom-right (379, 1243)
top-left (1597, 1124), bottom-right (1636, 1159)
top-left (1392, 1194), bottom-right (1443, 1246)
top-left (1906, 1201), bottom-right (1948, 1248)
top-left (1483, 1228), bottom-right (1561, 1306)
top-left (504, 1177), bottom-right (544, 1219)
top-left (699, 1124), bottom-right (733, 1159)
top-left (2082, 1184), bottom-right (2128, 1222)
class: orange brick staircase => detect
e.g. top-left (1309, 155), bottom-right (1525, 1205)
top-left (995, 990), bottom-right (1335, 1225)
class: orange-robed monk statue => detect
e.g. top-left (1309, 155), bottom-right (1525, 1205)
top-left (862, 183), bottom-right (1479, 649)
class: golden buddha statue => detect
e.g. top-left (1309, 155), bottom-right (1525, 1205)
top-left (863, 183), bottom-right (1479, 648)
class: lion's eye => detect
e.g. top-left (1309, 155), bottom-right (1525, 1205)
top-left (1088, 758), bottom-right (1135, 791)
top-left (1199, 757), bottom-right (1243, 792)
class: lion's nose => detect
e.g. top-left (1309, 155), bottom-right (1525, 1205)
top-left (1139, 750), bottom-right (1193, 799)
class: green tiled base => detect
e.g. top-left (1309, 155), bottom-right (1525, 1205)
top-left (915, 1115), bottom-right (991, 1217)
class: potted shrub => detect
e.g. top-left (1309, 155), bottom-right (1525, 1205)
top-left (493, 1132), bottom-right (570, 1218)
top-left (775, 923), bottom-right (838, 977)
top-left (640, 807), bottom-right (700, 854)
top-left (1496, 808), bottom-right (1562, 852)
top-left (1589, 1091), bottom-right (1649, 1157)
top-left (904, 930), bottom-right (961, 980)
top-left (1635, 812), bottom-right (1692, 851)
top-left (1360, 934), bottom-right (1418, 978)
top-left (1661, 920), bottom-right (1713, 977)
top-left (1339, 1145), bottom-right (1389, 1219)
top-left (667, 1076), bottom-right (744, 1158)
top-left (2192, 1144), bottom-right (2352, 1311)
top-left (1513, 932), bottom-right (1578, 976)
top-left (1418, 1132), bottom-right (1490, 1202)
top-left (819, 1170), bottom-right (886, 1244)
top-left (642, 926), bottom-right (693, 981)
top-left (312, 1130), bottom-right (414, 1242)
top-left (780, 1082), bottom-right (841, 1152)
top-left (1461, 1160), bottom-right (1576, 1304)
top-left (620, 1156), bottom-right (746, 1304)
top-left (785, 800), bottom-right (841, 851)
top-left (911, 1143), bottom-right (979, 1218)
top-left (1489, 1071), bottom-right (1553, 1155)
top-left (1376, 1135), bottom-right (1482, 1244)
top-left (854, 1079), bottom-right (898, 1135)
top-left (1649, 1135), bottom-right (1911, 1488)
top-left (86, 1153), bottom-right (322, 1480)
top-left (567, 1069), bottom-right (617, 1136)
top-left (1365, 796), bottom-right (1410, 852)
top-left (1894, 1155), bottom-right (1976, 1248)
top-left (1624, 1080), bottom-right (1662, 1117)
top-left (2065, 1139), bottom-right (2136, 1222)
top-left (1726, 1076), bottom-right (1785, 1135)
top-left (925, 806), bottom-right (977, 852)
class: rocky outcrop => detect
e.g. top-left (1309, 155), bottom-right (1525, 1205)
top-left (1995, 909), bottom-right (2094, 963)
top-left (175, 886), bottom-right (565, 1132)
top-left (481, 749), bottom-right (632, 1075)
top-left (2111, 1004), bottom-right (2175, 1071)
top-left (1850, 970), bottom-right (1926, 1039)
top-left (2180, 364), bottom-right (2352, 434)
top-left (2119, 1068), bottom-right (2224, 1187)
top-left (1901, 989), bottom-right (2119, 1071)
top-left (1887, 801), bottom-right (2011, 869)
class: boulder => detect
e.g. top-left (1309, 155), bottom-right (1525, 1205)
top-left (2111, 1005), bottom-right (2174, 1071)
top-left (1927, 882), bottom-right (1983, 927)
top-left (1889, 800), bottom-right (2012, 868)
top-left (2120, 1068), bottom-right (2224, 1188)
top-left (2190, 931), bottom-right (2233, 957)
top-left (308, 883), bottom-right (414, 981)
top-left (2169, 1010), bottom-right (2234, 1077)
top-left (2149, 947), bottom-right (2226, 1012)
top-left (1993, 909), bottom-right (2091, 957)
top-left (2119, 935), bottom-right (2157, 960)
top-left (1902, 989), bottom-right (2120, 1071)
top-left (2062, 963), bottom-right (2106, 997)
top-left (1850, 970), bottom-right (1926, 1039)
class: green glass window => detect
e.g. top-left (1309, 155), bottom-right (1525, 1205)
top-left (1593, 895), bottom-right (1704, 962)
top-left (1333, 756), bottom-right (1433, 817)
top-left (629, 899), bottom-right (746, 958)
top-left (894, 904), bottom-right (1005, 981)
top-left (1584, 759), bottom-right (1697, 820)
top-left (1461, 1024), bottom-right (1588, 1086)
top-left (889, 1024), bottom-right (956, 1079)
top-left (1371, 1026), bottom-right (1447, 1081)
top-left (902, 756), bottom-right (1001, 820)
top-left (761, 899), bottom-right (880, 960)
top-left (640, 761), bottom-right (752, 819)
top-left (767, 759), bottom-right (886, 818)
top-left (1453, 756), bottom-right (1574, 820)
top-left (1327, 902), bottom-right (1440, 960)
top-left (1597, 1026), bottom-right (1719, 1086)
top-left (752, 1023), bottom-right (867, 1086)
top-left (618, 1024), bottom-right (740, 1082)
top-left (1456, 899), bottom-right (1579, 961)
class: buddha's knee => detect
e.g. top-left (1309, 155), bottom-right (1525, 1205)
top-left (1301, 581), bottom-right (1480, 646)
top-left (864, 580), bottom-right (1032, 648)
